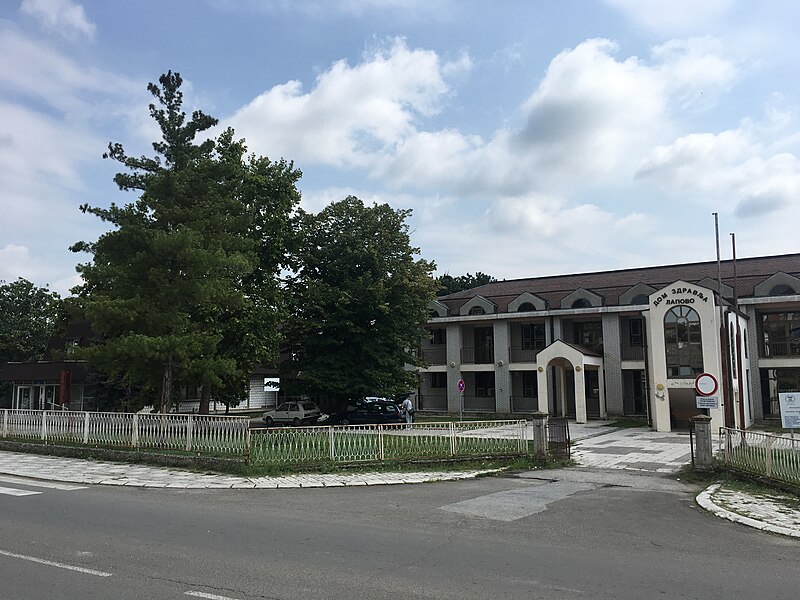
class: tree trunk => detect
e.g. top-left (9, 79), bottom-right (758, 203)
top-left (199, 385), bottom-right (211, 415)
top-left (160, 354), bottom-right (174, 413)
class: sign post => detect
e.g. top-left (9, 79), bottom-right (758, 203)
top-left (779, 392), bottom-right (800, 451)
top-left (457, 378), bottom-right (465, 422)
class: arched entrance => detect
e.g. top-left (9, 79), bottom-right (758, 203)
top-left (535, 340), bottom-right (606, 423)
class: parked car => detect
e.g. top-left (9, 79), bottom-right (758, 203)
top-left (335, 399), bottom-right (403, 425)
top-left (263, 401), bottom-right (322, 426)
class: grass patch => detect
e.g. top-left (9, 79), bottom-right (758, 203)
top-left (750, 421), bottom-right (797, 434)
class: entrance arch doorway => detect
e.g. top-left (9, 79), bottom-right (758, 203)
top-left (535, 340), bottom-right (606, 423)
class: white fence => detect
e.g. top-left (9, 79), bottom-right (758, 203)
top-left (718, 427), bottom-right (800, 487)
top-left (250, 420), bottom-right (528, 465)
top-left (0, 409), bottom-right (249, 457)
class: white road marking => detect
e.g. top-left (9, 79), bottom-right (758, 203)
top-left (0, 549), bottom-right (112, 577)
top-left (185, 592), bottom-right (242, 600)
top-left (0, 486), bottom-right (41, 497)
top-left (0, 475), bottom-right (86, 491)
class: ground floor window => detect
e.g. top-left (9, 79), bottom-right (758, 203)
top-left (522, 372), bottom-right (537, 397)
top-left (430, 372), bottom-right (446, 388)
top-left (622, 370), bottom-right (647, 415)
top-left (760, 367), bottom-right (800, 417)
top-left (475, 372), bottom-right (495, 397)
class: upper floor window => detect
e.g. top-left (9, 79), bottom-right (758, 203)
top-left (430, 328), bottom-right (446, 345)
top-left (517, 302), bottom-right (537, 312)
top-left (573, 321), bottom-right (603, 352)
top-left (664, 306), bottom-right (703, 378)
top-left (630, 294), bottom-right (649, 305)
top-left (770, 284), bottom-right (796, 296)
top-left (521, 323), bottom-right (546, 351)
top-left (762, 312), bottom-right (800, 357)
top-left (629, 318), bottom-right (644, 346)
top-left (468, 306), bottom-right (486, 316)
top-left (571, 298), bottom-right (591, 309)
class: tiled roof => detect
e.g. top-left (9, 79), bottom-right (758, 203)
top-left (439, 253), bottom-right (800, 312)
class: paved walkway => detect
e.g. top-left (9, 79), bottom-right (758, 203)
top-left (698, 483), bottom-right (800, 538)
top-left (571, 425), bottom-right (693, 473)
top-left (0, 451), bottom-right (495, 489)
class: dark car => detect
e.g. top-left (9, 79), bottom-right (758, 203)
top-left (336, 399), bottom-right (403, 425)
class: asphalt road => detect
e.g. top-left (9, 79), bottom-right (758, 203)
top-left (1, 470), bottom-right (798, 599)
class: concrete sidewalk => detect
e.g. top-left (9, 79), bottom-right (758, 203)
top-left (697, 483), bottom-right (800, 538)
top-left (0, 450), bottom-right (496, 489)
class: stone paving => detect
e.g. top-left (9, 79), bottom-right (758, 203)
top-left (571, 426), bottom-right (693, 473)
top-left (0, 451), bottom-right (496, 489)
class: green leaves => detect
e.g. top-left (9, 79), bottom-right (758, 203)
top-left (283, 196), bottom-right (437, 407)
top-left (0, 278), bottom-right (62, 363)
top-left (73, 71), bottom-right (299, 412)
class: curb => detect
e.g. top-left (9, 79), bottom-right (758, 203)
top-left (696, 484), bottom-right (800, 538)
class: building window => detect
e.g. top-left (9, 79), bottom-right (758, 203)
top-left (630, 294), bottom-right (649, 305)
top-left (521, 323), bottom-right (546, 350)
top-left (469, 306), bottom-right (486, 315)
top-left (430, 372), bottom-right (446, 388)
top-left (572, 298), bottom-right (591, 309)
top-left (762, 312), bottom-right (800, 357)
top-left (475, 372), bottom-right (495, 397)
top-left (522, 372), bottom-right (537, 397)
top-left (517, 302), bottom-right (537, 312)
top-left (430, 328), bottom-right (445, 345)
top-left (629, 318), bottom-right (644, 346)
top-left (664, 306), bottom-right (703, 379)
top-left (474, 327), bottom-right (494, 363)
top-left (573, 321), bottom-right (603, 352)
top-left (769, 284), bottom-right (796, 296)
top-left (730, 329), bottom-right (737, 378)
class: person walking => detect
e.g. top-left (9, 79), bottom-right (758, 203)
top-left (401, 397), bottom-right (414, 428)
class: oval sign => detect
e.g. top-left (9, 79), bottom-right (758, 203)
top-left (695, 373), bottom-right (718, 396)
top-left (457, 379), bottom-right (465, 393)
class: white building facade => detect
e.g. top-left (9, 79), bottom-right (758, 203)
top-left (417, 254), bottom-right (800, 432)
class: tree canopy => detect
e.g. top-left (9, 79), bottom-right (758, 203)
top-left (0, 278), bottom-right (62, 363)
top-left (282, 196), bottom-right (437, 407)
top-left (436, 272), bottom-right (497, 296)
top-left (71, 71), bottom-right (300, 412)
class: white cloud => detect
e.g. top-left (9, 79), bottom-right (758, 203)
top-left (603, 0), bottom-right (734, 35)
top-left (19, 0), bottom-right (96, 41)
top-left (637, 109), bottom-right (800, 216)
top-left (227, 38), bottom-right (470, 167)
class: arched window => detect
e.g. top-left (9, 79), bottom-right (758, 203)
top-left (572, 298), bottom-right (591, 309)
top-left (517, 302), bottom-right (536, 312)
top-left (630, 294), bottom-right (649, 305)
top-left (770, 284), bottom-right (796, 296)
top-left (468, 306), bottom-right (486, 316)
top-left (664, 306), bottom-right (703, 378)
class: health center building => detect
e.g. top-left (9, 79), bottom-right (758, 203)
top-left (416, 253), bottom-right (800, 431)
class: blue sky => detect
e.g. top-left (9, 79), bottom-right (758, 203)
top-left (2, 0), bottom-right (800, 295)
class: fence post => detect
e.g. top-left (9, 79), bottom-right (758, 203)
top-left (530, 412), bottom-right (548, 459)
top-left (83, 412), bottom-right (90, 444)
top-left (2, 409), bottom-right (7, 438)
top-left (378, 424), bottom-right (385, 461)
top-left (449, 422), bottom-right (456, 456)
top-left (245, 428), bottom-right (251, 465)
top-left (519, 420), bottom-right (526, 454)
top-left (186, 415), bottom-right (193, 452)
top-left (329, 426), bottom-right (335, 461)
top-left (41, 410), bottom-right (47, 442)
top-left (132, 413), bottom-right (139, 448)
top-left (691, 415), bottom-right (714, 470)
top-left (765, 435), bottom-right (773, 478)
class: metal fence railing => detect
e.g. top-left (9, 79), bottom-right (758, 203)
top-left (249, 420), bottom-right (527, 466)
top-left (718, 427), bottom-right (800, 488)
top-left (0, 409), bottom-right (249, 456)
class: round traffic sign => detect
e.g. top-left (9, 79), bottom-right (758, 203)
top-left (457, 379), bottom-right (465, 393)
top-left (695, 373), bottom-right (718, 396)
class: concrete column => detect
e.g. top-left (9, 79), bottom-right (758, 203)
top-left (558, 368), bottom-right (567, 417)
top-left (745, 305), bottom-right (763, 421)
top-left (575, 367), bottom-right (587, 424)
top-left (597, 366), bottom-right (607, 419)
top-left (551, 317), bottom-right (563, 415)
top-left (536, 367), bottom-right (549, 415)
top-left (692, 415), bottom-right (714, 470)
top-left (530, 412), bottom-right (548, 459)
top-left (493, 321), bottom-right (511, 413)
top-left (602, 314), bottom-right (623, 416)
top-left (445, 324), bottom-right (463, 415)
